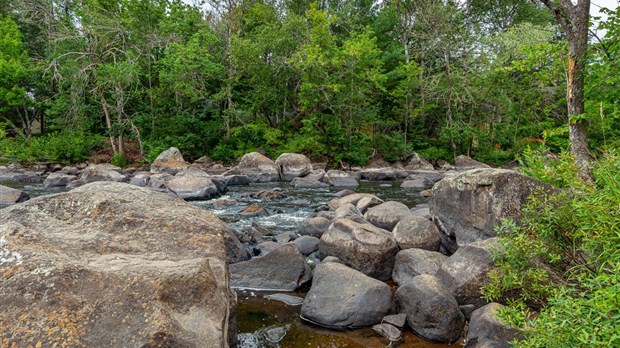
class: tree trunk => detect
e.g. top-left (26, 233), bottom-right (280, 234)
top-left (540, 0), bottom-right (592, 179)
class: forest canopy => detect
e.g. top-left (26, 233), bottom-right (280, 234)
top-left (0, 0), bottom-right (619, 166)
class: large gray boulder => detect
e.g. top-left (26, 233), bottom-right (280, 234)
top-left (275, 153), bottom-right (312, 181)
top-left (235, 152), bottom-right (280, 183)
top-left (333, 203), bottom-right (366, 223)
top-left (150, 147), bottom-right (188, 174)
top-left (395, 274), bottom-right (465, 343)
top-left (392, 249), bottom-right (447, 286)
top-left (435, 238), bottom-right (498, 307)
top-left (0, 170), bottom-right (39, 183)
top-left (322, 170), bottom-right (359, 188)
top-left (80, 164), bottom-right (127, 183)
top-left (400, 177), bottom-right (434, 190)
top-left (0, 182), bottom-right (236, 347)
top-left (290, 176), bottom-right (330, 189)
top-left (392, 215), bottom-right (441, 251)
top-left (43, 172), bottom-right (78, 188)
top-left (166, 173), bottom-right (220, 200)
top-left (364, 201), bottom-right (412, 231)
top-left (319, 218), bottom-right (398, 280)
top-left (229, 243), bottom-right (312, 291)
top-left (405, 153), bottom-right (435, 171)
top-left (0, 185), bottom-right (30, 205)
top-left (430, 168), bottom-right (554, 250)
top-left (465, 303), bottom-right (523, 348)
top-left (301, 262), bottom-right (392, 328)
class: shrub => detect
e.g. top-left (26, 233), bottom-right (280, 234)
top-left (483, 149), bottom-right (620, 347)
top-left (0, 132), bottom-right (103, 164)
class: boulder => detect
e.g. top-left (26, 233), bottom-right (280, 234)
top-left (322, 170), bottom-right (359, 188)
top-left (235, 152), bottom-right (279, 183)
top-left (301, 262), bottom-right (392, 328)
top-left (400, 177), bottom-right (434, 190)
top-left (222, 174), bottom-right (250, 186)
top-left (150, 147), bottom-right (188, 174)
top-left (0, 185), bottom-right (30, 205)
top-left (60, 166), bottom-right (80, 175)
top-left (229, 243), bottom-right (312, 291)
top-left (355, 195), bottom-right (384, 214)
top-left (275, 153), bottom-right (312, 181)
top-left (408, 170), bottom-right (445, 183)
top-left (147, 173), bottom-right (173, 190)
top-left (43, 172), bottom-right (77, 188)
top-left (80, 164), bottom-right (127, 183)
top-left (0, 182), bottom-right (235, 347)
top-left (395, 275), bottom-right (465, 343)
top-left (364, 201), bottom-right (412, 231)
top-left (128, 171), bottom-right (150, 187)
top-left (298, 217), bottom-right (331, 238)
top-left (360, 168), bottom-right (408, 181)
top-left (405, 153), bottom-right (435, 171)
top-left (333, 203), bottom-right (366, 224)
top-left (435, 238), bottom-right (498, 307)
top-left (319, 218), bottom-right (398, 280)
top-left (333, 189), bottom-right (356, 198)
top-left (166, 174), bottom-right (219, 200)
top-left (290, 177), bottom-right (330, 189)
top-left (430, 168), bottom-right (554, 250)
top-left (465, 303), bottom-right (522, 348)
top-left (0, 171), bottom-right (39, 183)
top-left (392, 249), bottom-right (448, 286)
top-left (392, 215), bottom-right (441, 251)
top-left (455, 155), bottom-right (491, 171)
top-left (411, 204), bottom-right (431, 219)
top-left (294, 235), bottom-right (320, 256)
top-left (328, 193), bottom-right (382, 211)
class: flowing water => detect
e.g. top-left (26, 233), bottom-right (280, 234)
top-left (2, 179), bottom-right (461, 348)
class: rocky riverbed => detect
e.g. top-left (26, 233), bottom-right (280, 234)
top-left (1, 149), bottom-right (543, 347)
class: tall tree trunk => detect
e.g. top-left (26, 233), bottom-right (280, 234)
top-left (540, 0), bottom-right (592, 179)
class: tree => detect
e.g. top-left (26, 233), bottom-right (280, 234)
top-left (538, 0), bottom-right (592, 178)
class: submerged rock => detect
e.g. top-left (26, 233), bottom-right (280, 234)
top-left (301, 262), bottom-right (392, 328)
top-left (0, 182), bottom-right (236, 347)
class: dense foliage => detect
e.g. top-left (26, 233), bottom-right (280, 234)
top-left (483, 148), bottom-right (620, 346)
top-left (0, 0), bottom-right (618, 166)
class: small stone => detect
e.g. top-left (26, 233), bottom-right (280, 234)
top-left (372, 323), bottom-right (402, 342)
top-left (382, 313), bottom-right (407, 328)
top-left (264, 293), bottom-right (304, 306)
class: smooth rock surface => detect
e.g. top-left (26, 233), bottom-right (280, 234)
top-left (294, 235), bottom-right (320, 256)
top-left (235, 152), bottom-right (280, 183)
top-left (322, 170), bottom-right (359, 188)
top-left (435, 238), bottom-right (498, 307)
top-left (0, 182), bottom-right (235, 347)
top-left (0, 185), bottom-right (30, 204)
top-left (229, 243), bottom-right (312, 291)
top-left (364, 201), bottom-right (412, 231)
top-left (392, 249), bottom-right (448, 286)
top-left (392, 215), bottom-right (441, 251)
top-left (80, 164), bottom-right (127, 183)
top-left (275, 153), bottom-right (312, 181)
top-left (396, 274), bottom-right (465, 343)
top-left (298, 217), bottom-right (331, 238)
top-left (166, 174), bottom-right (219, 200)
top-left (43, 172), bottom-right (77, 187)
top-left (301, 262), bottom-right (392, 328)
top-left (319, 218), bottom-right (398, 280)
top-left (455, 155), bottom-right (491, 171)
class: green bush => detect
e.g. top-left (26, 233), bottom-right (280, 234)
top-left (0, 132), bottom-right (103, 164)
top-left (483, 149), bottom-right (620, 347)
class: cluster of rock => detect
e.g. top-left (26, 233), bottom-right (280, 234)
top-left (282, 166), bottom-right (549, 346)
top-left (0, 149), bottom-right (552, 346)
